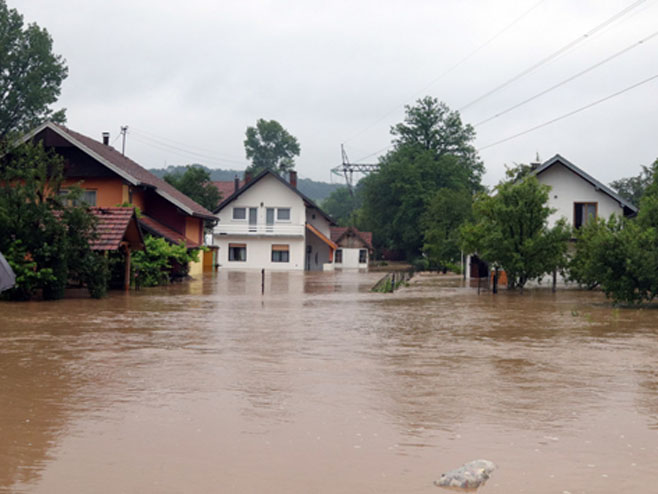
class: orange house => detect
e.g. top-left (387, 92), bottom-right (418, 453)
top-left (22, 122), bottom-right (217, 251)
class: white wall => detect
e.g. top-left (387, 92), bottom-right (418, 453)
top-left (215, 236), bottom-right (305, 270)
top-left (335, 248), bottom-right (368, 269)
top-left (213, 175), bottom-right (307, 270)
top-left (305, 208), bottom-right (331, 237)
top-left (537, 163), bottom-right (626, 228)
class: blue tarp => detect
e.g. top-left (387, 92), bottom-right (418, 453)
top-left (0, 251), bottom-right (16, 293)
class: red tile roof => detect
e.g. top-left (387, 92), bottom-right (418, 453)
top-left (30, 123), bottom-right (217, 220)
top-left (213, 180), bottom-right (244, 203)
top-left (139, 215), bottom-right (200, 248)
top-left (330, 226), bottom-right (374, 251)
top-left (89, 207), bottom-right (143, 251)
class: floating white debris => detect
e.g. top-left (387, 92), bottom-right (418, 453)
top-left (434, 459), bottom-right (497, 491)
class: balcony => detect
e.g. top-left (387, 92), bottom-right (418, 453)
top-left (214, 223), bottom-right (305, 237)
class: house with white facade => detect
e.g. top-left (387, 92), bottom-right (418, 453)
top-left (467, 154), bottom-right (638, 279)
top-left (330, 226), bottom-right (374, 270)
top-left (534, 154), bottom-right (637, 228)
top-left (213, 170), bottom-right (337, 271)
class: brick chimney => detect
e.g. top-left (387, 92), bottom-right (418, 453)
top-left (289, 170), bottom-right (297, 188)
top-left (244, 171), bottom-right (252, 184)
top-left (102, 132), bottom-right (110, 145)
top-left (234, 175), bottom-right (240, 193)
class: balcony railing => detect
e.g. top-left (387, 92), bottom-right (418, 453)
top-left (214, 223), bottom-right (305, 236)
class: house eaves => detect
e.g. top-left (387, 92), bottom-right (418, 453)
top-left (534, 154), bottom-right (638, 215)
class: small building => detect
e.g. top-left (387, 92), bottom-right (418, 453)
top-left (21, 122), bottom-right (217, 275)
top-left (330, 226), bottom-right (373, 269)
top-left (213, 170), bottom-right (337, 271)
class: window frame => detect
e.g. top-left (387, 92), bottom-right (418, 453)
top-left (574, 202), bottom-right (598, 229)
top-left (271, 244), bottom-right (290, 263)
top-left (335, 249), bottom-right (343, 264)
top-left (228, 243), bottom-right (247, 262)
top-left (359, 249), bottom-right (368, 264)
top-left (232, 207), bottom-right (247, 221)
top-left (276, 207), bottom-right (291, 222)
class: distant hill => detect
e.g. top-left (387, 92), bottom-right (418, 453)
top-left (148, 165), bottom-right (342, 202)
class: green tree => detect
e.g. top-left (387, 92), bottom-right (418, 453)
top-left (609, 158), bottom-right (658, 207)
top-left (569, 163), bottom-right (658, 304)
top-left (321, 185), bottom-right (362, 226)
top-left (461, 176), bottom-right (571, 290)
top-left (357, 97), bottom-right (482, 259)
top-left (0, 142), bottom-right (104, 300)
top-left (0, 0), bottom-right (68, 141)
top-left (164, 164), bottom-right (221, 211)
top-left (244, 119), bottom-right (300, 176)
top-left (421, 187), bottom-right (472, 270)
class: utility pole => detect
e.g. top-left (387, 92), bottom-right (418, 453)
top-left (120, 126), bottom-right (128, 156)
top-left (331, 144), bottom-right (380, 196)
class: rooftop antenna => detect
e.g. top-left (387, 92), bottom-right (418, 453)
top-left (120, 125), bottom-right (128, 156)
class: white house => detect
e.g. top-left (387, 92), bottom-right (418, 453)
top-left (213, 170), bottom-right (337, 271)
top-left (330, 226), bottom-right (374, 270)
top-left (466, 154), bottom-right (638, 279)
top-left (534, 154), bottom-right (637, 228)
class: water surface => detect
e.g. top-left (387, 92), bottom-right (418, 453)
top-left (1, 271), bottom-right (657, 493)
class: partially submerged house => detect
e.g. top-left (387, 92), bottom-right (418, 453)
top-left (22, 122), bottom-right (217, 275)
top-left (467, 154), bottom-right (638, 279)
top-left (213, 170), bottom-right (337, 270)
top-left (330, 226), bottom-right (373, 269)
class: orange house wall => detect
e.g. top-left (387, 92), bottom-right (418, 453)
top-left (185, 216), bottom-right (203, 245)
top-left (62, 177), bottom-right (125, 207)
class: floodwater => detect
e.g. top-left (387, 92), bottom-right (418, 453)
top-left (1, 271), bottom-right (658, 494)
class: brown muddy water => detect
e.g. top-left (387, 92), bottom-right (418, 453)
top-left (1, 271), bottom-right (658, 494)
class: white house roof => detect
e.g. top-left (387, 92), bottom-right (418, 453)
top-left (534, 154), bottom-right (638, 216)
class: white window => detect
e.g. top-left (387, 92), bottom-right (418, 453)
top-left (335, 249), bottom-right (343, 263)
top-left (359, 249), bottom-right (368, 264)
top-left (232, 207), bottom-right (246, 220)
top-left (276, 208), bottom-right (291, 221)
top-left (59, 189), bottom-right (97, 206)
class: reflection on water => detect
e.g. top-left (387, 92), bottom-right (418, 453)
top-left (1, 271), bottom-right (658, 493)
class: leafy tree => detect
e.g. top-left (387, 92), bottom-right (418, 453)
top-left (321, 185), bottom-right (362, 226)
top-left (391, 96), bottom-right (483, 191)
top-left (461, 176), bottom-right (571, 290)
top-left (163, 164), bottom-right (221, 211)
top-left (357, 98), bottom-right (482, 259)
top-left (0, 0), bottom-right (68, 141)
top-left (421, 187), bottom-right (472, 270)
top-left (609, 158), bottom-right (658, 207)
top-left (0, 142), bottom-right (103, 299)
top-left (569, 163), bottom-right (658, 304)
top-left (244, 119), bottom-right (300, 175)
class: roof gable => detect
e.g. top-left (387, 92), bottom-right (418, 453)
top-left (214, 169), bottom-right (335, 225)
top-left (534, 154), bottom-right (638, 216)
top-left (22, 122), bottom-right (217, 220)
top-left (330, 226), bottom-right (374, 250)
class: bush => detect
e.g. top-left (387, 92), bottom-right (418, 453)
top-left (132, 235), bottom-right (199, 288)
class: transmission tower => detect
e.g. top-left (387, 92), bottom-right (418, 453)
top-left (331, 145), bottom-right (380, 196)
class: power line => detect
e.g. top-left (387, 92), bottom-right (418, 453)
top-left (459, 0), bottom-right (649, 112)
top-left (474, 29), bottom-right (658, 127)
top-left (129, 133), bottom-right (249, 168)
top-left (129, 131), bottom-right (249, 167)
top-left (477, 72), bottom-right (658, 151)
top-left (340, 0), bottom-right (547, 145)
top-left (130, 127), bottom-right (247, 163)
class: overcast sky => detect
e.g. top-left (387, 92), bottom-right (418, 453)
top-left (11, 0), bottom-right (658, 186)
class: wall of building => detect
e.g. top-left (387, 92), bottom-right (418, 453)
top-left (185, 216), bottom-right (203, 245)
top-left (305, 208), bottom-right (331, 237)
top-left (537, 164), bottom-right (626, 228)
top-left (335, 248), bottom-right (368, 269)
top-left (215, 236), bottom-right (305, 271)
top-left (61, 177), bottom-right (125, 207)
